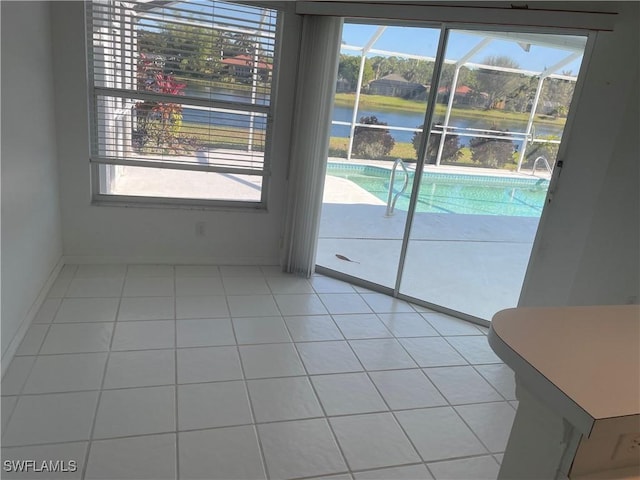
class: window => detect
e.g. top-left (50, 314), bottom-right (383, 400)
top-left (86, 0), bottom-right (279, 207)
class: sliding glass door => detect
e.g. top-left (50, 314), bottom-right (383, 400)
top-left (317, 21), bottom-right (587, 321)
top-left (316, 23), bottom-right (442, 289)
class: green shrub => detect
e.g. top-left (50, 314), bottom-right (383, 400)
top-left (412, 123), bottom-right (462, 164)
top-left (352, 116), bottom-right (395, 159)
top-left (468, 125), bottom-right (515, 168)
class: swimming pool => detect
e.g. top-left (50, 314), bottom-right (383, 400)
top-left (326, 163), bottom-right (550, 217)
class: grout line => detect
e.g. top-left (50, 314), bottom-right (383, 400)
top-left (229, 297), bottom-right (272, 480)
top-left (80, 266), bottom-right (127, 480)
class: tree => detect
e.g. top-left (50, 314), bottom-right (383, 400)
top-left (412, 124), bottom-right (462, 164)
top-left (352, 116), bottom-right (395, 159)
top-left (475, 56), bottom-right (525, 110)
top-left (338, 55), bottom-right (374, 91)
top-left (468, 125), bottom-right (515, 168)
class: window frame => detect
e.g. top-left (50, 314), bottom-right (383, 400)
top-left (86, 0), bottom-right (283, 210)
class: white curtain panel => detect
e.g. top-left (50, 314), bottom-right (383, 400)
top-left (282, 15), bottom-right (343, 276)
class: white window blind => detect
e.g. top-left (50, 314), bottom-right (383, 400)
top-left (86, 0), bottom-right (279, 203)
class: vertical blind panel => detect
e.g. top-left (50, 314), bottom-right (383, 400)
top-left (94, 94), bottom-right (267, 172)
top-left (89, 0), bottom-right (277, 104)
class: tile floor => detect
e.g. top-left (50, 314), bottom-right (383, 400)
top-left (1, 265), bottom-right (517, 480)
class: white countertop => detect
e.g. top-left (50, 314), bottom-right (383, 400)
top-left (489, 305), bottom-right (640, 432)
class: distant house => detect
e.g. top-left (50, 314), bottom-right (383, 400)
top-left (367, 74), bottom-right (427, 99)
top-left (336, 76), bottom-right (352, 93)
top-left (437, 85), bottom-right (487, 107)
top-left (221, 54), bottom-right (272, 81)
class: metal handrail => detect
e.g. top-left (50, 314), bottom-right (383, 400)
top-left (532, 155), bottom-right (552, 175)
top-left (385, 158), bottom-right (409, 216)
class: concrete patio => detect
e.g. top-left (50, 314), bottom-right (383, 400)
top-left (318, 168), bottom-right (542, 320)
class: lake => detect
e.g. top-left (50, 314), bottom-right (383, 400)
top-left (179, 85), bottom-right (563, 144)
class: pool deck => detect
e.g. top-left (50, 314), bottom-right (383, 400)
top-left (318, 159), bottom-right (545, 320)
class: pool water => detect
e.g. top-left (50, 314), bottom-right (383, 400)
top-left (327, 163), bottom-right (550, 217)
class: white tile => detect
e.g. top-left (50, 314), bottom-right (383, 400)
top-left (47, 275), bottom-right (73, 298)
top-left (85, 434), bottom-right (175, 480)
top-left (176, 318), bottom-right (235, 347)
top-left (2, 442), bottom-right (87, 479)
top-left (354, 464), bottom-right (433, 480)
top-left (350, 339), bottom-right (417, 371)
top-left (360, 293), bottom-right (415, 313)
top-left (248, 377), bottom-right (323, 422)
top-left (180, 426), bottom-right (266, 480)
top-left (330, 413), bottom-right (421, 470)
top-left (94, 386), bottom-right (175, 439)
top-left (395, 407), bottom-right (487, 462)
top-left (445, 336), bottom-right (502, 364)
top-left (475, 364), bottom-right (517, 400)
top-left (54, 298), bottom-right (119, 323)
top-left (176, 276), bottom-right (225, 296)
top-left (377, 313), bottom-right (439, 338)
top-left (223, 276), bottom-right (271, 295)
top-left (118, 296), bottom-right (174, 321)
top-left (58, 264), bottom-right (79, 278)
top-left (2, 396), bottom-right (17, 431)
top-left (369, 369), bottom-right (447, 410)
top-left (15, 324), bottom-right (49, 355)
top-left (32, 298), bottom-right (62, 323)
top-left (233, 316), bottom-right (292, 344)
top-left (333, 314), bottom-right (392, 339)
top-left (422, 313), bottom-right (484, 336)
top-left (311, 373), bottom-right (387, 416)
top-left (310, 276), bottom-right (356, 294)
top-left (455, 402), bottom-right (516, 453)
top-left (399, 337), bottom-right (467, 367)
top-left (509, 401), bottom-right (518, 410)
top-left (428, 455), bottom-right (500, 480)
top-left (494, 453), bottom-right (504, 465)
top-left (260, 265), bottom-right (283, 276)
top-left (296, 341), bottom-right (362, 374)
top-left (2, 391), bottom-right (99, 445)
top-left (104, 350), bottom-right (175, 389)
top-left (175, 265), bottom-right (220, 277)
top-left (284, 315), bottom-right (344, 342)
top-left (177, 346), bottom-right (243, 384)
top-left (266, 276), bottom-right (315, 294)
top-left (273, 294), bottom-right (329, 316)
top-left (126, 264), bottom-right (174, 277)
top-left (111, 320), bottom-right (174, 351)
top-left (123, 276), bottom-right (174, 297)
top-left (176, 296), bottom-right (230, 319)
top-left (239, 344), bottom-right (306, 379)
top-left (23, 353), bottom-right (108, 394)
top-left (75, 264), bottom-right (126, 277)
top-left (66, 277), bottom-right (124, 298)
top-left (220, 265), bottom-right (264, 277)
top-left (40, 323), bottom-right (114, 354)
top-left (424, 366), bottom-right (503, 405)
top-left (319, 294), bottom-right (373, 315)
top-left (258, 419), bottom-right (347, 479)
top-left (178, 381), bottom-right (252, 430)
top-left (2, 356), bottom-right (36, 395)
top-left (227, 294), bottom-right (285, 317)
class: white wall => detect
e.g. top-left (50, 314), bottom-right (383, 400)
top-left (520, 1), bottom-right (640, 307)
top-left (50, 2), bottom-right (299, 265)
top-left (1, 2), bottom-right (63, 358)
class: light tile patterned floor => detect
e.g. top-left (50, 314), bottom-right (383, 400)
top-left (1, 265), bottom-right (515, 480)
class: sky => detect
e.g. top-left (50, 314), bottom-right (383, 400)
top-left (341, 24), bottom-right (585, 76)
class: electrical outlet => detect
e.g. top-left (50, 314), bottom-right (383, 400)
top-left (613, 433), bottom-right (640, 462)
top-left (195, 222), bottom-right (205, 237)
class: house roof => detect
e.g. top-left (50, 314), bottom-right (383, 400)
top-left (438, 85), bottom-right (474, 95)
top-left (221, 55), bottom-right (272, 70)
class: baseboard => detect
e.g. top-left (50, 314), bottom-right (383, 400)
top-left (63, 255), bottom-right (280, 266)
top-left (1, 256), bottom-right (65, 377)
